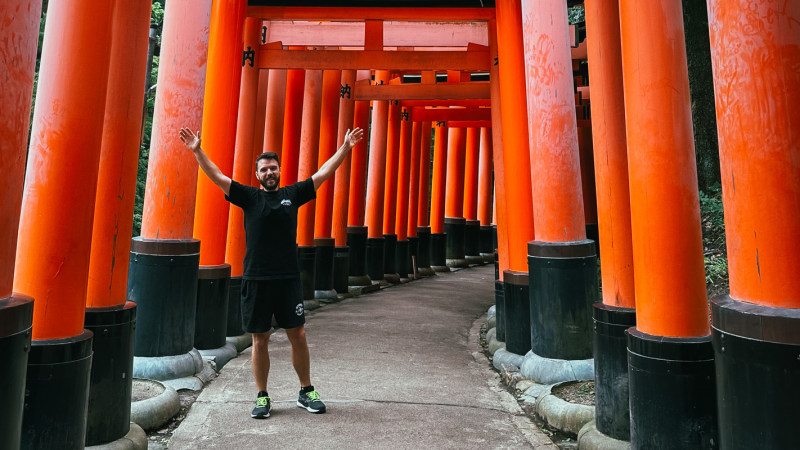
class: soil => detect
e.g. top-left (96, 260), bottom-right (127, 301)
top-left (551, 381), bottom-right (595, 406)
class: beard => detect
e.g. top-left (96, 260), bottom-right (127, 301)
top-left (260, 173), bottom-right (280, 191)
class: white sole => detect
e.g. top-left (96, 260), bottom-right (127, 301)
top-left (296, 401), bottom-right (325, 413)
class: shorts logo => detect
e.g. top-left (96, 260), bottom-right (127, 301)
top-left (295, 303), bottom-right (304, 316)
top-left (281, 199), bottom-right (292, 206)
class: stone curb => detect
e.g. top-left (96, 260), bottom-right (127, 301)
top-left (162, 361), bottom-right (217, 392)
top-left (85, 423), bottom-right (147, 450)
top-left (578, 421), bottom-right (631, 450)
top-left (133, 348), bottom-right (203, 381)
top-left (130, 380), bottom-right (181, 431)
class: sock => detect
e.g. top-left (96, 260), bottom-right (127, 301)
top-left (257, 390), bottom-right (269, 398)
top-left (300, 385), bottom-right (315, 394)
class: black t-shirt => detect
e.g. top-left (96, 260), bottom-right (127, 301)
top-left (226, 178), bottom-right (316, 279)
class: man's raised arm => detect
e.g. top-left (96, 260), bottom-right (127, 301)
top-left (179, 127), bottom-right (232, 196)
top-left (312, 127), bottom-right (365, 191)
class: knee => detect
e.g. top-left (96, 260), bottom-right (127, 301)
top-left (286, 326), bottom-right (307, 345)
top-left (252, 332), bottom-right (270, 348)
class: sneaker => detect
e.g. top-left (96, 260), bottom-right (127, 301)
top-left (297, 388), bottom-right (326, 414)
top-left (252, 392), bottom-right (271, 419)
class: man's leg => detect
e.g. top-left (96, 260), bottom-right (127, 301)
top-left (285, 325), bottom-right (310, 386)
top-left (251, 331), bottom-right (271, 392)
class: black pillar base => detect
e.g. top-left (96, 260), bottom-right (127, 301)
top-left (346, 226), bottom-right (371, 286)
top-left (365, 237), bottom-right (385, 281)
top-left (314, 238), bottom-right (336, 298)
top-left (444, 217), bottom-right (468, 268)
top-left (195, 264), bottom-right (231, 350)
top-left (0, 294), bottom-right (34, 450)
top-left (503, 270), bottom-right (531, 355)
top-left (528, 240), bottom-right (598, 360)
top-left (712, 294), bottom-right (800, 449)
top-left (383, 234), bottom-right (399, 282)
top-left (23, 330), bottom-right (94, 449)
top-left (593, 303), bottom-right (636, 442)
top-left (333, 246), bottom-right (350, 294)
top-left (298, 246), bottom-right (316, 300)
top-left (479, 225), bottom-right (494, 263)
top-left (395, 239), bottom-right (410, 279)
top-left (85, 302), bottom-right (136, 446)
top-left (129, 238), bottom-right (199, 357)
top-left (226, 277), bottom-right (243, 337)
top-left (464, 220), bottom-right (483, 265)
top-left (627, 328), bottom-right (717, 449)
top-left (416, 226), bottom-right (435, 276)
top-left (407, 236), bottom-right (419, 277)
top-left (494, 280), bottom-right (506, 342)
top-left (586, 222), bottom-right (600, 260)
top-left (430, 232), bottom-right (450, 272)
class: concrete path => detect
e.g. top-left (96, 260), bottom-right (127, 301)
top-left (169, 265), bottom-right (555, 449)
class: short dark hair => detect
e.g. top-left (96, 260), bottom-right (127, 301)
top-left (255, 152), bottom-right (280, 167)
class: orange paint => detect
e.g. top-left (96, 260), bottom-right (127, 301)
top-left (256, 47), bottom-right (489, 72)
top-left (14, 0), bottom-right (115, 339)
top-left (417, 122), bottom-right (433, 228)
top-left (406, 121), bottom-right (423, 238)
top-left (87, 0), bottom-right (153, 307)
top-left (445, 127), bottom-right (466, 219)
top-left (495, 0), bottom-right (535, 272)
top-left (430, 123), bottom-right (449, 234)
top-left (708, 0), bottom-right (800, 308)
top-left (314, 69), bottom-right (342, 239)
top-left (355, 83), bottom-right (490, 102)
top-left (251, 70), bottom-right (269, 185)
top-left (620, 0), bottom-right (708, 337)
top-left (347, 70), bottom-right (372, 228)
top-left (463, 128), bottom-right (481, 222)
top-left (584, 0), bottom-right (635, 309)
top-left (578, 125), bottom-right (598, 225)
top-left (395, 112), bottom-right (413, 240)
top-left (383, 101), bottom-right (402, 235)
top-left (521, 0), bottom-right (586, 243)
top-left (263, 69), bottom-right (286, 157)
top-left (225, 18), bottom-right (261, 278)
top-left (477, 128), bottom-right (493, 226)
top-left (332, 70), bottom-right (357, 246)
top-left (0, 0), bottom-right (43, 298)
top-left (489, 20), bottom-right (511, 278)
top-left (297, 70), bottom-right (323, 247)
top-left (280, 50), bottom-right (307, 186)
top-left (365, 70), bottom-right (391, 238)
top-left (246, 6), bottom-right (495, 21)
top-left (142, 0), bottom-right (212, 240)
top-left (194, 0), bottom-right (246, 266)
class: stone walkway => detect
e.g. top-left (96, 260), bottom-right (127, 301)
top-left (168, 265), bottom-right (554, 449)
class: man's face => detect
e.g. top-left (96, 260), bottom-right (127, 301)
top-left (256, 158), bottom-right (280, 191)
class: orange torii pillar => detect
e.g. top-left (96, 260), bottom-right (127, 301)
top-left (405, 120), bottom-right (423, 276)
top-left (224, 18), bottom-right (262, 344)
top-left (13, 1), bottom-right (114, 446)
top-left (489, 18), bottom-right (513, 344)
top-left (620, 1), bottom-right (717, 445)
top-left (131, 0), bottom-right (210, 381)
top-left (280, 49), bottom-right (306, 187)
top-left (477, 127), bottom-right (495, 263)
top-left (522, 0), bottom-right (597, 363)
top-left (346, 70), bottom-right (373, 287)
top-left (444, 126), bottom-right (468, 269)
top-left (84, 1), bottom-right (152, 446)
top-left (584, 0), bottom-right (637, 442)
top-left (394, 108), bottom-right (414, 278)
top-left (382, 100), bottom-right (402, 283)
top-left (0, 1), bottom-right (41, 447)
top-left (193, 0), bottom-right (245, 359)
top-left (297, 69), bottom-right (324, 301)
top-left (415, 121), bottom-right (436, 276)
top-left (429, 122), bottom-right (450, 272)
top-left (263, 68), bottom-right (287, 158)
top-left (708, 2), bottom-right (800, 447)
top-left (364, 70), bottom-right (391, 282)
top-left (463, 127), bottom-right (484, 265)
top-left (332, 70), bottom-right (357, 293)
top-left (578, 125), bottom-right (600, 252)
top-left (313, 69), bottom-right (342, 300)
top-left (496, 0), bottom-right (535, 356)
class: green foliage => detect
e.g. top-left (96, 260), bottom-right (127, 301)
top-left (568, 5), bottom-right (585, 25)
top-left (699, 185), bottom-right (728, 288)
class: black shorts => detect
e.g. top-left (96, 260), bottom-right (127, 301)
top-left (240, 277), bottom-right (305, 333)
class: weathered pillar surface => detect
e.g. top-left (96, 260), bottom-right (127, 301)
top-left (347, 71), bottom-right (372, 230)
top-left (332, 70), bottom-right (358, 247)
top-left (463, 127), bottom-right (480, 223)
top-left (396, 112), bottom-right (413, 241)
top-left (406, 122), bottom-right (423, 240)
top-left (297, 70), bottom-right (324, 247)
top-left (708, 2), bottom-right (800, 448)
top-left (365, 70), bottom-right (391, 239)
top-left (430, 123), bottom-right (449, 235)
top-left (280, 50), bottom-right (306, 187)
top-left (263, 68), bottom-right (287, 157)
top-left (314, 69), bottom-right (343, 240)
top-left (193, 0), bottom-right (245, 266)
top-left (620, 1), bottom-right (716, 447)
top-left (383, 100), bottom-right (402, 236)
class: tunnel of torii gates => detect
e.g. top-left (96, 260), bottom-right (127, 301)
top-left (0, 0), bottom-right (797, 448)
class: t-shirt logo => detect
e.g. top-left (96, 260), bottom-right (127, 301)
top-left (281, 199), bottom-right (292, 206)
top-left (295, 303), bottom-right (304, 316)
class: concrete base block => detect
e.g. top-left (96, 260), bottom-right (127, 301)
top-left (486, 328), bottom-right (505, 355)
top-left (417, 267), bottom-right (436, 277)
top-left (130, 379), bottom-right (181, 431)
top-left (133, 348), bottom-right (203, 381)
top-left (348, 275), bottom-right (372, 287)
top-left (314, 289), bottom-right (338, 301)
top-left (466, 255), bottom-right (484, 266)
top-left (383, 273), bottom-right (401, 284)
top-left (198, 342), bottom-right (238, 370)
top-left (446, 258), bottom-right (468, 268)
top-left (162, 361), bottom-right (217, 392)
top-left (492, 348), bottom-right (526, 373)
top-left (303, 299), bottom-right (321, 311)
top-left (480, 253), bottom-right (494, 264)
top-left (431, 265), bottom-right (450, 273)
top-left (520, 351), bottom-right (594, 385)
top-left (85, 423), bottom-right (148, 450)
top-left (348, 283), bottom-right (381, 296)
top-left (578, 421), bottom-right (631, 450)
top-left (226, 333), bottom-right (252, 353)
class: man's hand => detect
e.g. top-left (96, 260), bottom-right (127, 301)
top-left (179, 127), bottom-right (202, 153)
top-left (342, 127), bottom-right (365, 151)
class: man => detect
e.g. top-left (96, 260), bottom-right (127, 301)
top-left (179, 126), bottom-right (364, 419)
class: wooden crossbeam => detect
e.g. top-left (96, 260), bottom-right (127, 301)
top-left (410, 107), bottom-right (491, 122)
top-left (400, 99), bottom-right (491, 107)
top-left (257, 48), bottom-right (490, 71)
top-left (445, 120), bottom-right (492, 128)
top-left (266, 21), bottom-right (488, 47)
top-left (353, 83), bottom-right (490, 101)
top-left (247, 6), bottom-right (495, 21)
